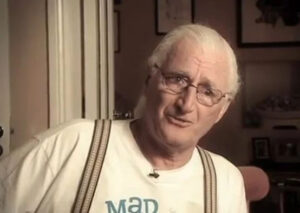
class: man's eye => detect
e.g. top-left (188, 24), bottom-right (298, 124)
top-left (165, 75), bottom-right (186, 84)
top-left (203, 88), bottom-right (215, 97)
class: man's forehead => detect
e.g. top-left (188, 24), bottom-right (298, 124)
top-left (167, 39), bottom-right (229, 67)
top-left (164, 40), bottom-right (230, 89)
top-left (166, 44), bottom-right (228, 73)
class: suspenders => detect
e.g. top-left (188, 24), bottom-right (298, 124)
top-left (197, 146), bottom-right (218, 213)
top-left (73, 120), bottom-right (111, 213)
top-left (73, 120), bottom-right (217, 213)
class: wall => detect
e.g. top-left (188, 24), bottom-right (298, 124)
top-left (0, 0), bottom-right (10, 157)
top-left (114, 0), bottom-right (300, 165)
top-left (9, 0), bottom-right (48, 149)
top-left (114, 1), bottom-right (159, 111)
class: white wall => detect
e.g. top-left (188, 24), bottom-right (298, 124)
top-left (0, 0), bottom-right (10, 157)
top-left (9, 0), bottom-right (48, 149)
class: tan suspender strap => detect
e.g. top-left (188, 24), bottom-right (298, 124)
top-left (72, 119), bottom-right (111, 213)
top-left (197, 146), bottom-right (217, 213)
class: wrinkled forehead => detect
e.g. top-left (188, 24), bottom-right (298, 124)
top-left (162, 38), bottom-right (231, 90)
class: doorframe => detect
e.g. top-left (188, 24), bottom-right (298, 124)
top-left (47, 0), bottom-right (82, 127)
top-left (47, 0), bottom-right (115, 127)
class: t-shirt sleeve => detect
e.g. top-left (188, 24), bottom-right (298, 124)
top-left (228, 168), bottom-right (248, 213)
top-left (0, 137), bottom-right (56, 212)
top-left (0, 119), bottom-right (94, 213)
top-left (211, 153), bottom-right (248, 213)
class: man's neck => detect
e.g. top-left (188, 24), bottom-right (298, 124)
top-left (130, 119), bottom-right (194, 170)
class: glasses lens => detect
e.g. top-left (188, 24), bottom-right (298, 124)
top-left (161, 74), bottom-right (186, 94)
top-left (196, 85), bottom-right (222, 106)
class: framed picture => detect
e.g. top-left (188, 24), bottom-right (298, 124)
top-left (237, 0), bottom-right (300, 47)
top-left (155, 0), bottom-right (195, 35)
top-left (114, 10), bottom-right (120, 53)
top-left (252, 137), bottom-right (271, 160)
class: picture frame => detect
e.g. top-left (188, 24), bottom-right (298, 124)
top-left (155, 0), bottom-right (195, 35)
top-left (252, 137), bottom-right (271, 160)
top-left (114, 10), bottom-right (120, 53)
top-left (237, 0), bottom-right (300, 47)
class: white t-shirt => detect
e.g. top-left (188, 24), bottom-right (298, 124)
top-left (0, 119), bottom-right (246, 213)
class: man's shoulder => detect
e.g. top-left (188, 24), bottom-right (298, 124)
top-left (0, 119), bottom-right (131, 175)
top-left (35, 118), bottom-right (95, 152)
top-left (203, 150), bottom-right (242, 179)
top-left (35, 119), bottom-right (95, 141)
top-left (0, 119), bottom-right (96, 177)
top-left (207, 151), bottom-right (235, 166)
top-left (34, 119), bottom-right (131, 153)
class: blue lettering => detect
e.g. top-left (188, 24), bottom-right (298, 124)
top-left (128, 197), bottom-right (142, 213)
top-left (105, 197), bottom-right (159, 213)
top-left (105, 200), bottom-right (126, 213)
top-left (144, 199), bottom-right (158, 213)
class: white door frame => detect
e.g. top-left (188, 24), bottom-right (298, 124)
top-left (47, 0), bottom-right (114, 127)
top-left (47, 0), bottom-right (82, 127)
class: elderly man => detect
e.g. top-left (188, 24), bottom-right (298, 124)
top-left (0, 24), bottom-right (246, 213)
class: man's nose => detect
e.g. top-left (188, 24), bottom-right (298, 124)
top-left (175, 86), bottom-right (197, 114)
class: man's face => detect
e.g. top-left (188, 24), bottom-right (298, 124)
top-left (144, 38), bottom-right (232, 152)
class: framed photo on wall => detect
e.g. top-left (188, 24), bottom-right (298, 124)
top-left (237, 0), bottom-right (300, 47)
top-left (155, 0), bottom-right (195, 35)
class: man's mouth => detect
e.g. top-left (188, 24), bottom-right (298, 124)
top-left (166, 114), bottom-right (192, 127)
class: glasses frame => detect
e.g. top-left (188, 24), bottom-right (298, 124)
top-left (153, 64), bottom-right (231, 107)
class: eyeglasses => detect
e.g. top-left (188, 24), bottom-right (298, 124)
top-left (154, 65), bottom-right (231, 107)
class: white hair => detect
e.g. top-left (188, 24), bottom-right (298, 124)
top-left (147, 24), bottom-right (240, 97)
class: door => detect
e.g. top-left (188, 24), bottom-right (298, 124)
top-left (0, 0), bottom-right (10, 159)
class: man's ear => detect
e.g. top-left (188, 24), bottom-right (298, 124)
top-left (145, 66), bottom-right (157, 86)
top-left (145, 75), bottom-right (151, 85)
top-left (215, 101), bottom-right (231, 124)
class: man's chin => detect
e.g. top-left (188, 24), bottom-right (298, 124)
top-left (161, 131), bottom-right (195, 149)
